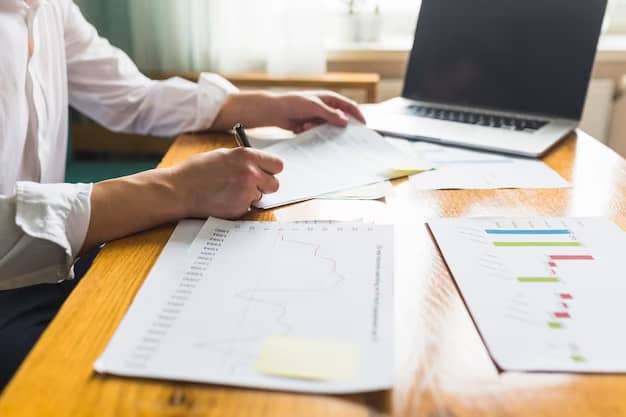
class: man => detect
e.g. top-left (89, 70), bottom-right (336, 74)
top-left (0, 0), bottom-right (365, 389)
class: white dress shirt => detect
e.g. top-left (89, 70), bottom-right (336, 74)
top-left (0, 0), bottom-right (238, 289)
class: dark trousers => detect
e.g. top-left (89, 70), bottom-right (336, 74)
top-left (0, 247), bottom-right (100, 392)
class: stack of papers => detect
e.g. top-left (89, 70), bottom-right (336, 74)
top-left (245, 123), bottom-right (568, 201)
top-left (255, 122), bottom-right (429, 208)
top-left (96, 218), bottom-right (394, 393)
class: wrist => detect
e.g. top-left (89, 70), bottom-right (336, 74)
top-left (84, 168), bottom-right (187, 251)
top-left (212, 91), bottom-right (279, 129)
top-left (157, 166), bottom-right (190, 220)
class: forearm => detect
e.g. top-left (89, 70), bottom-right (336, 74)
top-left (81, 168), bottom-right (184, 254)
top-left (211, 92), bottom-right (280, 130)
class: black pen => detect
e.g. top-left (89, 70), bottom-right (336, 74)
top-left (233, 123), bottom-right (252, 148)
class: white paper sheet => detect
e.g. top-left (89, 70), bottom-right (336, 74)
top-left (316, 181), bottom-right (394, 200)
top-left (428, 217), bottom-right (626, 372)
top-left (246, 127), bottom-right (296, 149)
top-left (409, 160), bottom-right (569, 190)
top-left (256, 123), bottom-right (429, 209)
top-left (95, 218), bottom-right (394, 393)
top-left (389, 139), bottom-right (569, 190)
top-left (248, 129), bottom-right (394, 201)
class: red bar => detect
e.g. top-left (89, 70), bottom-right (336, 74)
top-left (549, 255), bottom-right (594, 260)
top-left (554, 312), bottom-right (571, 319)
top-left (560, 293), bottom-right (573, 300)
top-left (548, 262), bottom-right (557, 267)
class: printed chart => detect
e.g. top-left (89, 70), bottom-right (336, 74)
top-left (96, 219), bottom-right (393, 393)
top-left (429, 217), bottom-right (626, 372)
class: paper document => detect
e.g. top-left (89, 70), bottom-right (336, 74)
top-left (256, 122), bottom-right (429, 209)
top-left (247, 129), bottom-right (394, 201)
top-left (429, 217), bottom-right (626, 372)
top-left (96, 218), bottom-right (394, 393)
top-left (316, 181), bottom-right (393, 200)
top-left (389, 139), bottom-right (569, 190)
top-left (246, 127), bottom-right (296, 149)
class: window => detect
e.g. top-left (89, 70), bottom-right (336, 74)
top-left (608, 0), bottom-right (626, 32)
top-left (326, 0), bottom-right (626, 50)
top-left (325, 0), bottom-right (420, 49)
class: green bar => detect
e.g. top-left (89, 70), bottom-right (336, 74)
top-left (494, 242), bottom-right (581, 247)
top-left (518, 277), bottom-right (560, 283)
top-left (548, 321), bottom-right (563, 329)
top-left (571, 355), bottom-right (586, 363)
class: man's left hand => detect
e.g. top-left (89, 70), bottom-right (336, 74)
top-left (211, 91), bottom-right (366, 132)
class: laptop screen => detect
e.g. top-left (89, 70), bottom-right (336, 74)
top-left (402, 0), bottom-right (607, 120)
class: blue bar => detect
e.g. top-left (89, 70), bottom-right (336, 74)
top-left (485, 229), bottom-right (571, 235)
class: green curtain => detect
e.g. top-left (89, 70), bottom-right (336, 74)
top-left (74, 0), bottom-right (134, 57)
top-left (73, 0), bottom-right (201, 72)
top-left (72, 0), bottom-right (327, 74)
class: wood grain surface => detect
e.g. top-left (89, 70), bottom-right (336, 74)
top-left (2, 130), bottom-right (626, 417)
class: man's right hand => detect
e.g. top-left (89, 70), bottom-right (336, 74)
top-left (168, 147), bottom-right (284, 219)
top-left (84, 147), bottom-right (282, 254)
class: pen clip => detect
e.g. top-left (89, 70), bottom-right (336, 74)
top-left (234, 123), bottom-right (252, 148)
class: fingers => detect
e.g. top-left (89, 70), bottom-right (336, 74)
top-left (228, 147), bottom-right (282, 199)
top-left (319, 94), bottom-right (366, 124)
top-left (243, 167), bottom-right (278, 210)
top-left (255, 168), bottom-right (280, 194)
top-left (301, 121), bottom-right (323, 131)
top-left (292, 120), bottom-right (324, 133)
top-left (236, 147), bottom-right (284, 175)
top-left (311, 99), bottom-right (350, 127)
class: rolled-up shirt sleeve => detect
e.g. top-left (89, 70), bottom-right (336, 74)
top-left (64, 2), bottom-right (238, 137)
top-left (0, 182), bottom-right (92, 290)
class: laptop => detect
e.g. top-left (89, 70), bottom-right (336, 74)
top-left (364, 0), bottom-right (608, 157)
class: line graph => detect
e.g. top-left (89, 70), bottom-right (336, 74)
top-left (196, 231), bottom-right (353, 348)
top-left (160, 219), bottom-right (394, 386)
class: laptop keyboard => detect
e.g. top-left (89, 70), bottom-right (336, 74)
top-left (407, 104), bottom-right (548, 132)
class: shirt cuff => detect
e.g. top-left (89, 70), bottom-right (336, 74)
top-left (15, 181), bottom-right (93, 274)
top-left (195, 73), bottom-right (239, 129)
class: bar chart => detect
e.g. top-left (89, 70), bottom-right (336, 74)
top-left (429, 217), bottom-right (626, 372)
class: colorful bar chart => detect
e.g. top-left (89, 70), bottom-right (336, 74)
top-left (429, 217), bottom-right (626, 372)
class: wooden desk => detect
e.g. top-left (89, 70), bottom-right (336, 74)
top-left (2, 131), bottom-right (626, 417)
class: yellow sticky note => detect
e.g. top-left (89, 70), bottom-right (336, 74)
top-left (385, 168), bottom-right (426, 179)
top-left (256, 336), bottom-right (360, 381)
